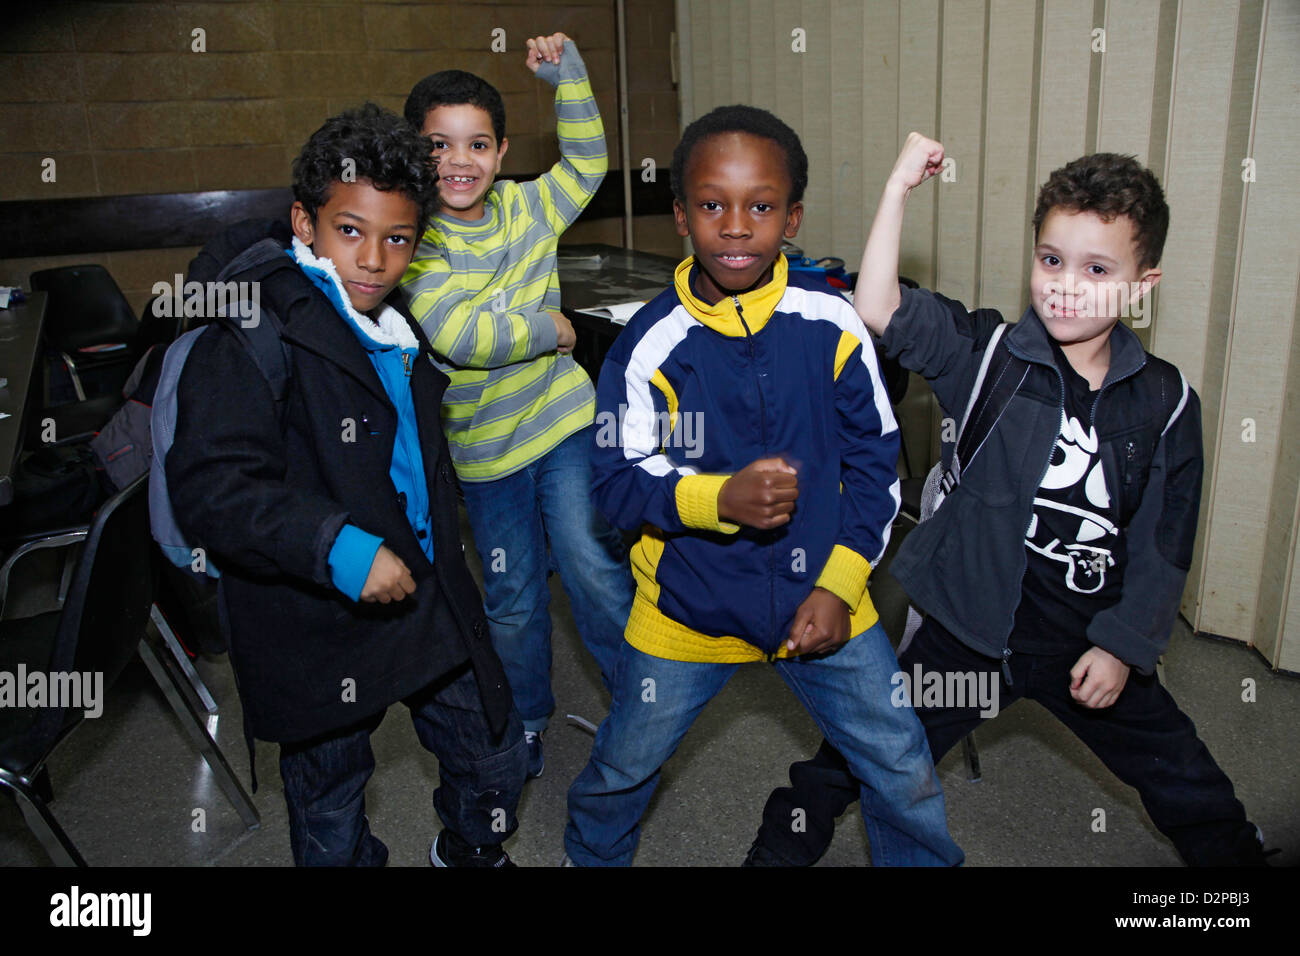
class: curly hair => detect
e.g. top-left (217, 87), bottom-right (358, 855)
top-left (1033, 153), bottom-right (1170, 270)
top-left (292, 103), bottom-right (440, 226)
top-left (671, 104), bottom-right (808, 205)
top-left (403, 70), bottom-right (506, 144)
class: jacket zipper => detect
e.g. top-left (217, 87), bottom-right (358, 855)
top-left (733, 294), bottom-right (778, 655)
top-left (1004, 354), bottom-right (1069, 689)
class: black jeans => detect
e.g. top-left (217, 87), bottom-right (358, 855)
top-left (279, 662), bottom-right (527, 866)
top-left (756, 616), bottom-right (1262, 866)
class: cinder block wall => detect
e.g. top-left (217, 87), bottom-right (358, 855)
top-left (0, 0), bottom-right (681, 313)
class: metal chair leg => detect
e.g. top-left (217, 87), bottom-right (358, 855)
top-left (962, 732), bottom-right (982, 782)
top-left (33, 765), bottom-right (54, 804)
top-left (136, 637), bottom-right (259, 830)
top-left (0, 770), bottom-right (87, 866)
top-left (150, 605), bottom-right (218, 715)
top-left (59, 352), bottom-right (87, 402)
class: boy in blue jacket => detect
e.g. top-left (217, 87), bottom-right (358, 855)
top-left (749, 133), bottom-right (1268, 867)
top-left (168, 105), bottom-right (526, 867)
top-left (562, 106), bottom-right (962, 866)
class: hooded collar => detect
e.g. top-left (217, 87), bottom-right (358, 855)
top-left (673, 253), bottom-right (789, 337)
top-left (290, 236), bottom-right (418, 352)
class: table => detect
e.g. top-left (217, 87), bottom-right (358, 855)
top-left (557, 243), bottom-right (681, 381)
top-left (0, 292), bottom-right (47, 506)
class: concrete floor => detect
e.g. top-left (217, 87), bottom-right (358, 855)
top-left (2, 510), bottom-right (1297, 867)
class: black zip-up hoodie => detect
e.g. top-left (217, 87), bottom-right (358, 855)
top-left (883, 287), bottom-right (1200, 676)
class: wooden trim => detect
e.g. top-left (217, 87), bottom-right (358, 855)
top-left (0, 173), bottom-right (675, 260)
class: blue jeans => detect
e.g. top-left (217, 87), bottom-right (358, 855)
top-left (279, 663), bottom-right (526, 866)
top-left (459, 426), bottom-right (634, 733)
top-left (564, 623), bottom-right (964, 866)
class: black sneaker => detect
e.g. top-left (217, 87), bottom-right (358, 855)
top-left (525, 730), bottom-right (544, 779)
top-left (741, 839), bottom-right (795, 867)
top-left (430, 829), bottom-right (516, 868)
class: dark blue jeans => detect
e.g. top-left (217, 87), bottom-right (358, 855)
top-left (278, 663), bottom-right (526, 866)
top-left (756, 615), bottom-right (1263, 866)
top-left (459, 426), bottom-right (634, 732)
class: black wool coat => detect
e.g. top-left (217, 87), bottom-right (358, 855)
top-left (167, 245), bottom-right (512, 744)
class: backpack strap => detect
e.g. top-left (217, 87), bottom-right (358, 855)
top-left (939, 323), bottom-right (1030, 495)
top-left (210, 239), bottom-right (313, 408)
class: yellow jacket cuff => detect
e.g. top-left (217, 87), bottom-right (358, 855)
top-left (675, 474), bottom-right (741, 533)
top-left (815, 544), bottom-right (872, 609)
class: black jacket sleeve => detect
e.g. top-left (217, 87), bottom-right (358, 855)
top-left (880, 286), bottom-right (1005, 419)
top-left (166, 321), bottom-right (349, 586)
top-left (1088, 383), bottom-right (1203, 674)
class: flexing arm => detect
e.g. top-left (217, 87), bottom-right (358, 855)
top-left (855, 132), bottom-right (945, 336)
top-left (525, 35), bottom-right (608, 234)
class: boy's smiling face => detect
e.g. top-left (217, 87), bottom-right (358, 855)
top-left (420, 103), bottom-right (508, 222)
top-left (1030, 207), bottom-right (1161, 349)
top-left (673, 131), bottom-right (803, 305)
top-left (290, 178), bottom-right (421, 315)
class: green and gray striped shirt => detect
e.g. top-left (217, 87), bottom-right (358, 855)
top-left (403, 42), bottom-right (606, 481)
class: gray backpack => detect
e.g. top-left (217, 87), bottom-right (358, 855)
top-left (148, 240), bottom-right (296, 577)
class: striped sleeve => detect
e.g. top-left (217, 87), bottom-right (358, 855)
top-left (404, 236), bottom-right (559, 369)
top-left (525, 40), bottom-right (607, 234)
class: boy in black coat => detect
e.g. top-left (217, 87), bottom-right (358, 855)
top-left (167, 104), bottom-right (526, 867)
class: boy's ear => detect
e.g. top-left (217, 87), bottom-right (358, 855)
top-left (290, 201), bottom-right (315, 246)
top-left (783, 201), bottom-right (804, 239)
top-left (1131, 266), bottom-right (1162, 302)
top-left (672, 198), bottom-right (690, 238)
top-left (495, 136), bottom-right (509, 169)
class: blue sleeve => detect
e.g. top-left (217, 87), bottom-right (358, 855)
top-left (590, 331), bottom-right (739, 535)
top-left (813, 334), bottom-right (902, 608)
top-left (328, 524), bottom-right (385, 602)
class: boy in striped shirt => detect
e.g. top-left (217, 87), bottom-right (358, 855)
top-left (402, 33), bottom-right (634, 778)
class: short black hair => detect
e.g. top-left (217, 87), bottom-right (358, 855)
top-left (292, 103), bottom-right (440, 225)
top-left (670, 104), bottom-right (808, 205)
top-left (1033, 153), bottom-right (1170, 270)
top-left (404, 70), bottom-right (506, 143)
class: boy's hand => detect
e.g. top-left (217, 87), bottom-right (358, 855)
top-left (718, 457), bottom-right (799, 529)
top-left (786, 587), bottom-right (851, 655)
top-left (526, 33), bottom-right (570, 72)
top-left (360, 545), bottom-right (416, 603)
top-left (551, 310), bottom-right (576, 353)
top-left (888, 131), bottom-right (945, 194)
top-left (1069, 645), bottom-right (1130, 708)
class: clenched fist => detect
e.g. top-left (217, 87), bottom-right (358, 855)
top-left (718, 457), bottom-right (799, 530)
